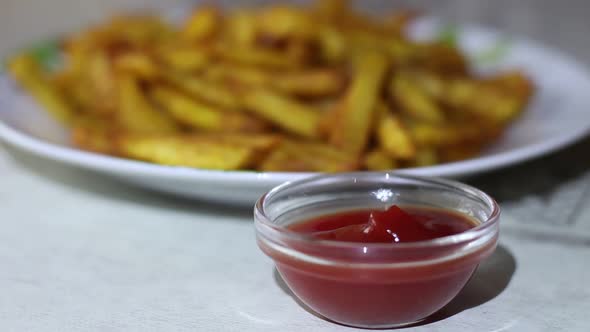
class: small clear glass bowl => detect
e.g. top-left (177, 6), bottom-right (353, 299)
top-left (254, 172), bottom-right (500, 329)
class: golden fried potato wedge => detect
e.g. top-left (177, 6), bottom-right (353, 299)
top-left (444, 78), bottom-right (527, 125)
top-left (117, 135), bottom-right (258, 170)
top-left (71, 116), bottom-right (116, 154)
top-left (182, 6), bottom-right (221, 42)
top-left (241, 89), bottom-right (321, 138)
top-left (87, 50), bottom-right (118, 113)
top-left (407, 122), bottom-right (490, 147)
top-left (416, 43), bottom-right (469, 76)
top-left (214, 43), bottom-right (305, 69)
top-left (261, 140), bottom-right (358, 172)
top-left (154, 45), bottom-right (210, 72)
top-left (225, 10), bottom-right (258, 45)
top-left (104, 15), bottom-right (175, 47)
top-left (329, 51), bottom-right (388, 153)
top-left (204, 65), bottom-right (343, 97)
top-left (7, 54), bottom-right (76, 124)
top-left (314, 0), bottom-right (349, 20)
top-left (317, 26), bottom-right (347, 63)
top-left (193, 133), bottom-right (282, 151)
top-left (483, 71), bottom-right (534, 101)
top-left (364, 150), bottom-right (397, 171)
top-left (257, 5), bottom-right (317, 40)
top-left (114, 52), bottom-right (159, 79)
top-left (391, 73), bottom-right (445, 123)
top-left (117, 75), bottom-right (178, 133)
top-left (376, 108), bottom-right (416, 159)
top-left (162, 72), bottom-right (241, 110)
top-left (273, 69), bottom-right (345, 97)
top-left (203, 63), bottom-right (268, 86)
top-left (151, 85), bottom-right (267, 132)
top-left (411, 147), bottom-right (439, 167)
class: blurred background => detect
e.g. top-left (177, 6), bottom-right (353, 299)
top-left (1, 0), bottom-right (589, 64)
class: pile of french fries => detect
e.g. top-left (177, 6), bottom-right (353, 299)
top-left (7, 0), bottom-right (534, 172)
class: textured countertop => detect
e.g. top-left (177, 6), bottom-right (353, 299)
top-left (1, 1), bottom-right (590, 331)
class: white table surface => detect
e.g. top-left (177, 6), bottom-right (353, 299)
top-left (2, 140), bottom-right (590, 332)
top-left (2, 1), bottom-right (590, 331)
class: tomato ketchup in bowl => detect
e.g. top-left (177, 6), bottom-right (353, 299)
top-left (254, 173), bottom-right (500, 329)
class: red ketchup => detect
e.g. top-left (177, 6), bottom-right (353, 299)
top-left (290, 205), bottom-right (474, 243)
top-left (267, 205), bottom-right (492, 328)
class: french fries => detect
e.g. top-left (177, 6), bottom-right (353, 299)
top-left (117, 134), bottom-right (260, 170)
top-left (7, 54), bottom-right (76, 124)
top-left (7, 0), bottom-right (534, 172)
top-left (182, 6), bottom-right (220, 42)
top-left (154, 45), bottom-right (210, 72)
top-left (117, 75), bottom-right (178, 134)
top-left (261, 140), bottom-right (358, 172)
top-left (151, 85), bottom-right (267, 132)
top-left (376, 109), bottom-right (416, 159)
top-left (241, 89), bottom-right (321, 138)
top-left (162, 72), bottom-right (242, 110)
top-left (364, 150), bottom-right (397, 171)
top-left (329, 50), bottom-right (388, 153)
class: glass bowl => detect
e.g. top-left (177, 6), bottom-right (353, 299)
top-left (254, 172), bottom-right (500, 329)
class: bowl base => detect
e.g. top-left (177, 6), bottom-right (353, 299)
top-left (328, 317), bottom-right (427, 330)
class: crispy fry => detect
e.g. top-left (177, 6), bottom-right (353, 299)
top-left (408, 122), bottom-right (488, 147)
top-left (203, 63), bottom-right (269, 86)
top-left (317, 26), bottom-right (347, 63)
top-left (87, 50), bottom-right (117, 113)
top-left (391, 73), bottom-right (445, 123)
top-left (257, 5), bottom-right (317, 40)
top-left (151, 85), bottom-right (266, 132)
top-left (317, 101), bottom-right (339, 138)
top-left (114, 51), bottom-right (159, 79)
top-left (117, 134), bottom-right (259, 170)
top-left (182, 6), bottom-right (221, 42)
top-left (483, 71), bottom-right (534, 100)
top-left (192, 133), bottom-right (282, 151)
top-left (214, 43), bottom-right (305, 69)
top-left (315, 0), bottom-right (349, 19)
top-left (444, 78), bottom-right (527, 124)
top-left (364, 150), bottom-right (397, 171)
top-left (205, 65), bottom-right (343, 97)
top-left (71, 115), bottom-right (116, 154)
top-left (416, 43), bottom-right (469, 76)
top-left (162, 72), bottom-right (241, 110)
top-left (7, 54), bottom-right (76, 124)
top-left (375, 105), bottom-right (416, 159)
top-left (242, 89), bottom-right (321, 138)
top-left (117, 75), bottom-right (178, 133)
top-left (412, 147), bottom-right (439, 167)
top-left (154, 44), bottom-right (210, 72)
top-left (225, 10), bottom-right (258, 45)
top-left (329, 51), bottom-right (388, 153)
top-left (274, 69), bottom-right (345, 97)
top-left (261, 140), bottom-right (358, 172)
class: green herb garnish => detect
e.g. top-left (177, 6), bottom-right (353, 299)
top-left (436, 24), bottom-right (459, 47)
top-left (29, 40), bottom-right (62, 72)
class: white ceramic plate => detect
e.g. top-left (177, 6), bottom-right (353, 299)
top-left (2, 19), bottom-right (590, 205)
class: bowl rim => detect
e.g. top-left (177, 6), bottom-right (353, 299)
top-left (254, 172), bottom-right (500, 250)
